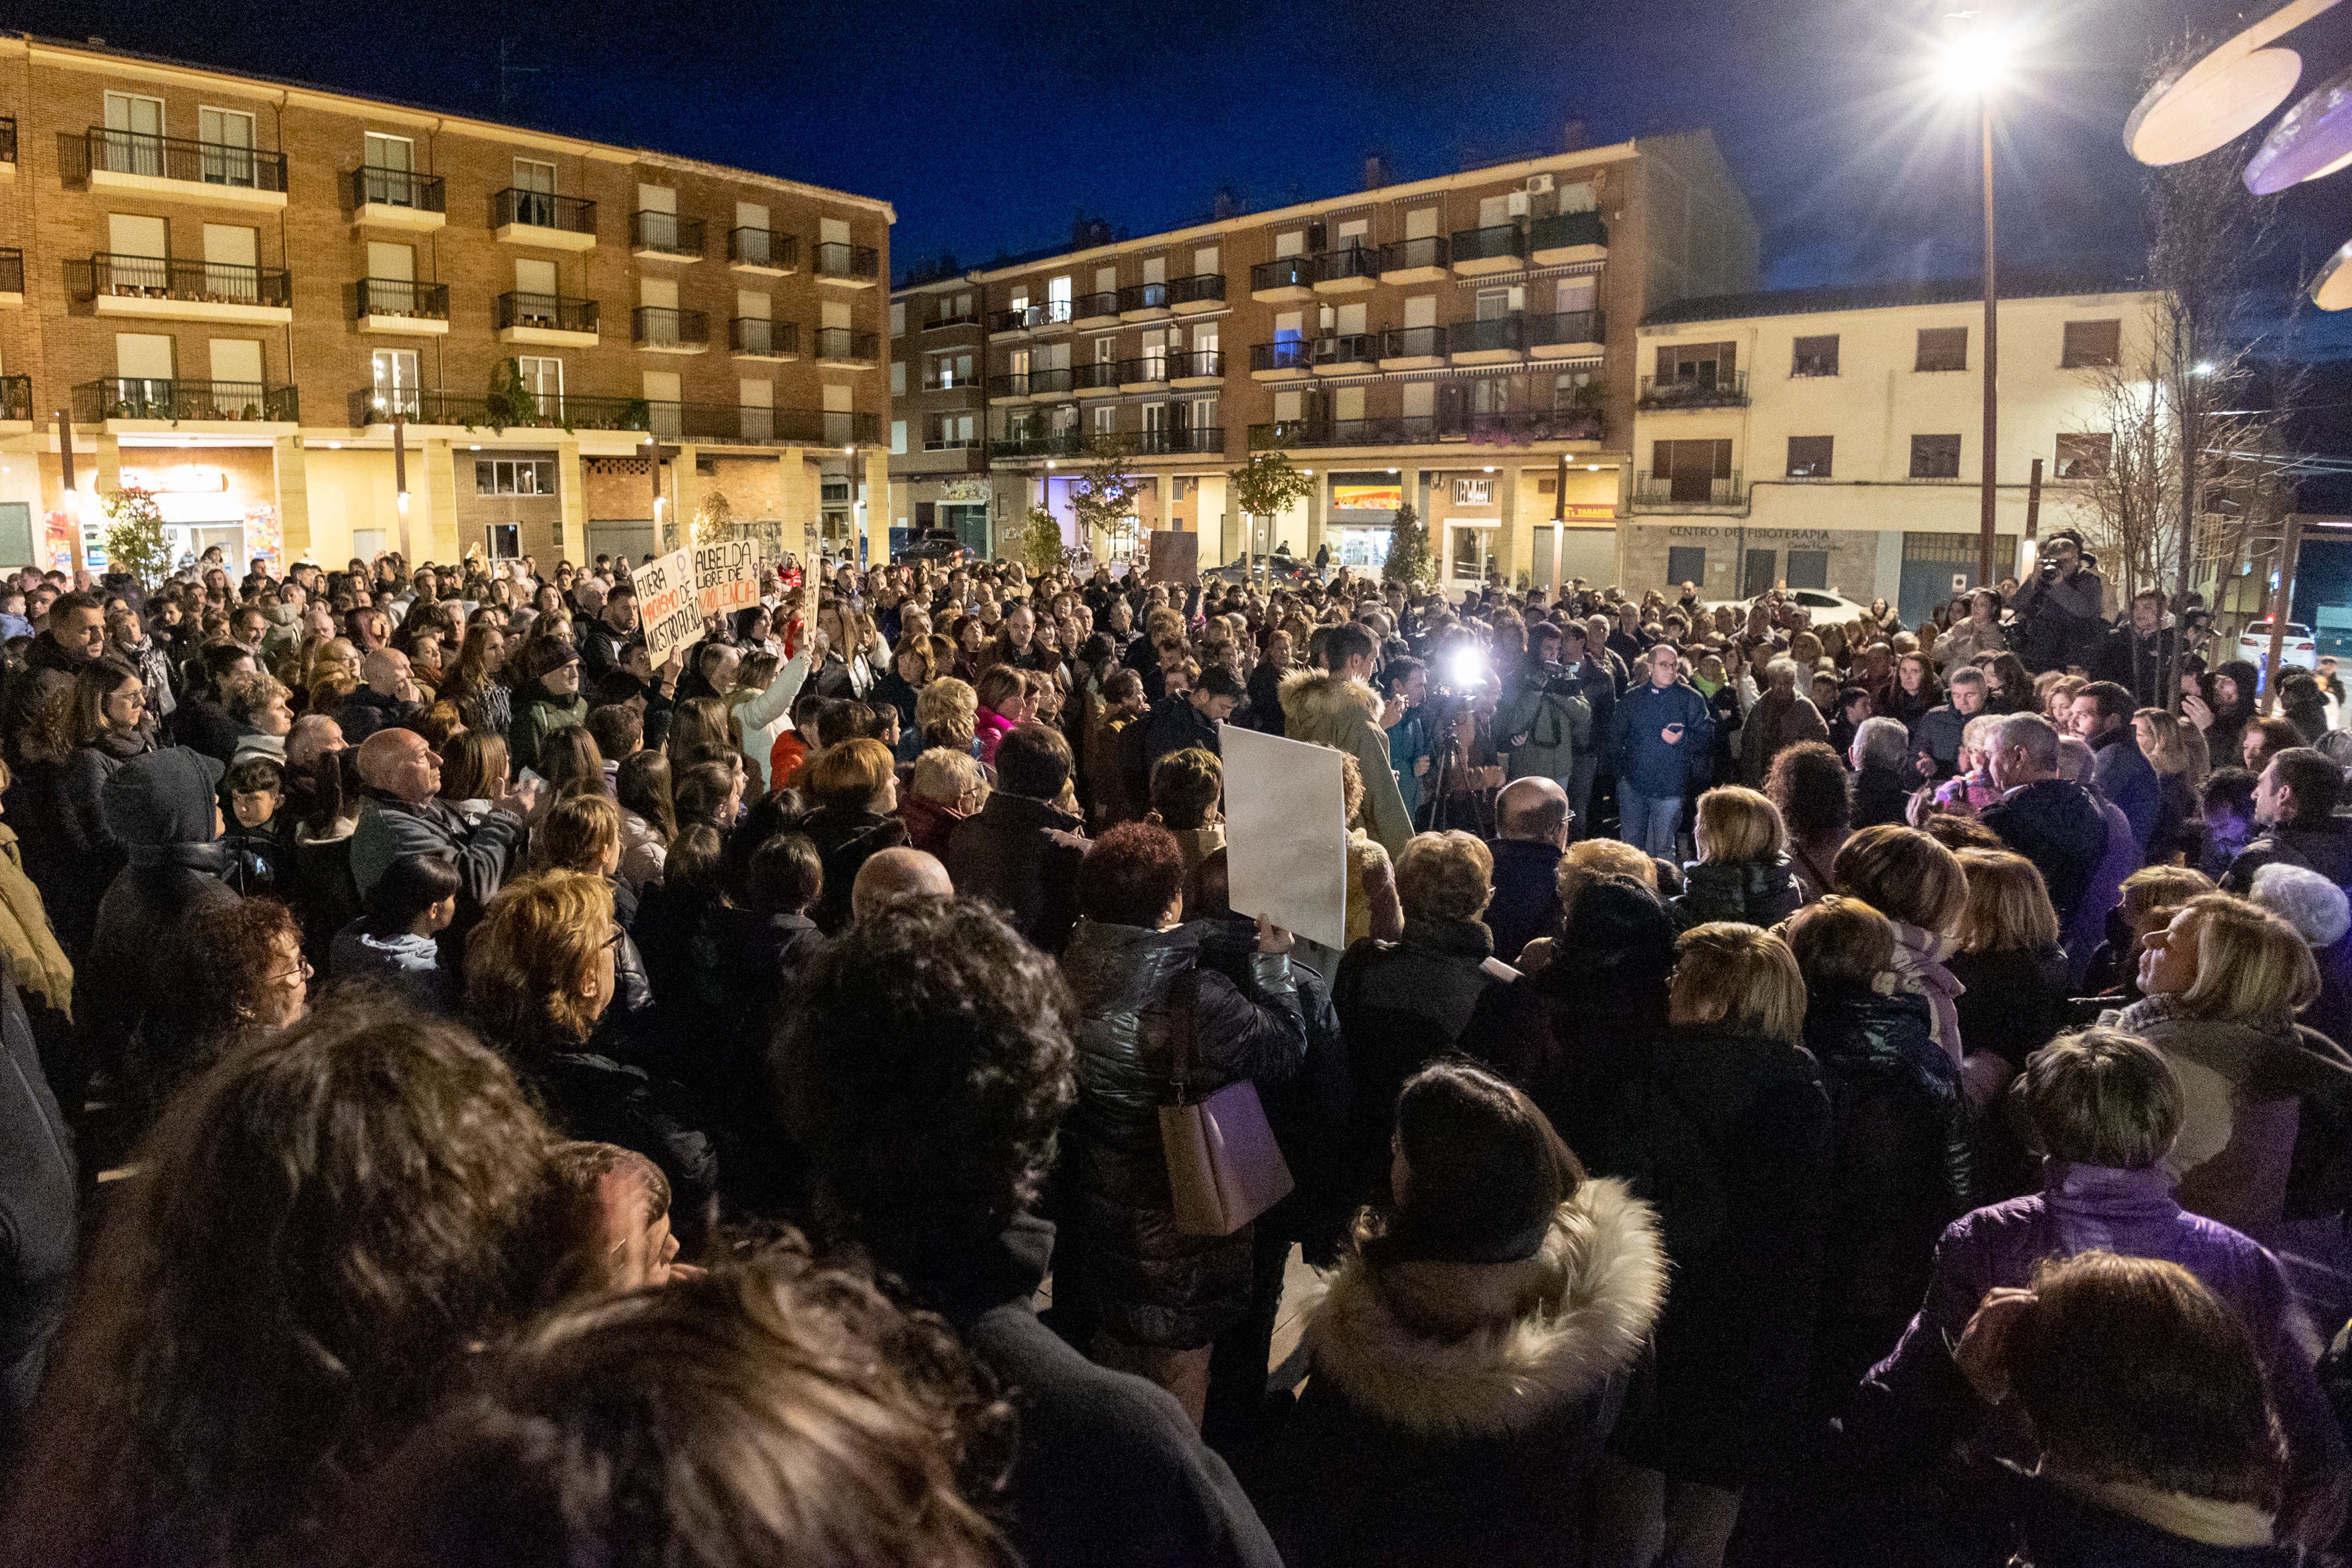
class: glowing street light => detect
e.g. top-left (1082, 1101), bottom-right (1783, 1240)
top-left (1938, 11), bottom-right (2012, 591)
top-left (1936, 19), bottom-right (2013, 99)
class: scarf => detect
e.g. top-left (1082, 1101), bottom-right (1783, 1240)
top-left (1888, 919), bottom-right (1964, 1063)
top-left (0, 826), bottom-right (73, 1018)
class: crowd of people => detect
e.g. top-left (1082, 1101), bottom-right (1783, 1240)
top-left (0, 524), bottom-right (2349, 1565)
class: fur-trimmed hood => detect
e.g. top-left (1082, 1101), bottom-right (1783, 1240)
top-left (1298, 1176), bottom-right (1668, 1438)
top-left (1279, 667), bottom-right (1381, 735)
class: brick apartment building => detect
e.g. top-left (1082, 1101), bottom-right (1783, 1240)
top-left (888, 266), bottom-right (987, 551)
top-left (0, 33), bottom-right (893, 576)
top-left (901, 130), bottom-right (1755, 589)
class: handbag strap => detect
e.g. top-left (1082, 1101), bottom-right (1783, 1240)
top-left (1164, 965), bottom-right (1201, 1105)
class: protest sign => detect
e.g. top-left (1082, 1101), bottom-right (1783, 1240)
top-left (1146, 530), bottom-right (1198, 586)
top-left (635, 546), bottom-right (704, 666)
top-left (694, 538), bottom-right (761, 617)
top-left (1221, 726), bottom-right (1348, 951)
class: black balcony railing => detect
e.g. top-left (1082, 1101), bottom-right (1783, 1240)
top-left (356, 277), bottom-right (449, 319)
top-left (631, 210), bottom-right (705, 257)
top-left (1450, 316), bottom-right (1525, 354)
top-left (730, 318), bottom-right (798, 356)
top-left (1525, 309), bottom-right (1607, 350)
top-left (1311, 247), bottom-right (1380, 285)
top-left (729, 227), bottom-right (797, 270)
top-left (1636, 469), bottom-right (1746, 507)
top-left (71, 252), bottom-right (291, 308)
top-left (1170, 349), bottom-right (1223, 378)
top-left (351, 165), bottom-right (444, 213)
top-left (78, 378), bottom-right (297, 424)
top-left (814, 241), bottom-right (879, 280)
top-left (990, 301), bottom-right (1075, 332)
top-left (1249, 256), bottom-right (1313, 292)
top-left (1137, 426), bottom-right (1224, 455)
top-left (1529, 210), bottom-right (1609, 252)
top-left (1314, 333), bottom-right (1378, 367)
top-left (0, 248), bottom-right (20, 295)
top-left (1380, 325), bottom-right (1449, 358)
top-left (1250, 339), bottom-right (1314, 372)
top-left (1073, 291), bottom-right (1119, 320)
top-left (1378, 235), bottom-right (1450, 273)
top-left (1167, 272), bottom-right (1225, 307)
top-left (0, 117), bottom-right (15, 167)
top-left (1117, 281), bottom-right (1170, 313)
top-left (1636, 371), bottom-right (1750, 409)
top-left (0, 375), bottom-right (28, 423)
top-left (1071, 362), bottom-right (1121, 392)
top-left (995, 430), bottom-right (1086, 459)
top-left (1025, 366), bottom-right (1075, 397)
top-left (493, 187), bottom-right (595, 235)
top-left (987, 373), bottom-right (1030, 397)
top-left (1118, 356), bottom-right (1171, 386)
top-left (77, 127), bottom-right (287, 191)
top-left (925, 435), bottom-right (980, 451)
top-left (347, 386), bottom-right (874, 445)
top-left (813, 327), bottom-right (879, 361)
top-left (1248, 408), bottom-right (1604, 449)
top-left (1450, 223), bottom-right (1526, 265)
top-left (633, 306), bottom-right (710, 349)
top-left (923, 305), bottom-right (976, 331)
top-left (497, 291), bottom-right (599, 335)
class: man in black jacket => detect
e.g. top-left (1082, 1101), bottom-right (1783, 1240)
top-left (2225, 747), bottom-right (2352, 893)
top-left (580, 584), bottom-right (640, 681)
top-left (0, 591), bottom-right (106, 767)
top-left (1140, 665), bottom-right (1241, 778)
top-left (2010, 529), bottom-right (2108, 674)
top-left (349, 728), bottom-right (534, 912)
top-left (943, 722), bottom-right (1089, 955)
top-left (2094, 589), bottom-right (2179, 708)
top-left (776, 897), bottom-right (1284, 1568)
top-left (1982, 713), bottom-right (2110, 929)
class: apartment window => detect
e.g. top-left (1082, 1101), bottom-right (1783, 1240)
top-left (486, 524), bottom-right (522, 560)
top-left (2054, 432), bottom-right (2114, 479)
top-left (890, 301), bottom-right (905, 337)
top-left (890, 361), bottom-right (905, 396)
top-left (1786, 549), bottom-right (1830, 590)
top-left (364, 132), bottom-right (413, 174)
top-left (1657, 341), bottom-right (1735, 384)
top-left (890, 420), bottom-right (907, 455)
top-left (1791, 335), bottom-right (1840, 376)
top-left (197, 108), bottom-right (257, 188)
top-left (512, 158), bottom-right (556, 226)
top-left (1048, 275), bottom-right (1073, 321)
top-left (1405, 206), bottom-right (1438, 240)
top-left (1786, 435), bottom-right (1834, 478)
top-left (371, 349), bottom-right (420, 410)
top-left (1193, 246), bottom-right (1219, 275)
top-left (2061, 319), bottom-right (2122, 368)
top-left (1910, 433), bottom-right (1964, 478)
top-left (1093, 405), bottom-right (1116, 435)
top-left (1474, 287), bottom-right (1512, 321)
top-left (515, 356), bottom-right (562, 398)
top-left (103, 92), bottom-right (165, 178)
top-left (1192, 396), bottom-right (1217, 431)
top-left (1653, 438), bottom-right (1733, 503)
top-left (1915, 327), bottom-right (1968, 372)
top-left (1095, 336), bottom-right (1116, 364)
top-left (1275, 230), bottom-right (1304, 258)
top-left (476, 458), bottom-right (556, 496)
top-left (1666, 545), bottom-right (1708, 586)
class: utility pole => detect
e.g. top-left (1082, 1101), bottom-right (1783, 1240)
top-left (1977, 94), bottom-right (1999, 589)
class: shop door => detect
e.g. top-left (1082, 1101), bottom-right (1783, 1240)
top-left (1447, 523), bottom-right (1494, 591)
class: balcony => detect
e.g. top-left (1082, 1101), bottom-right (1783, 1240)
top-left (657, 403), bottom-right (878, 446)
top-left (74, 127), bottom-right (287, 209)
top-left (1247, 409), bottom-right (1604, 450)
top-left (78, 377), bottom-right (297, 426)
top-left (493, 188), bottom-right (595, 250)
top-left (923, 305), bottom-right (977, 332)
top-left (1249, 339), bottom-right (1316, 380)
top-left (1025, 366), bottom-right (1075, 400)
top-left (1379, 325), bottom-right (1447, 369)
top-left (1526, 309), bottom-right (1607, 359)
top-left (1636, 469), bottom-right (1747, 509)
top-left (1073, 291), bottom-right (1120, 327)
top-left (0, 375), bottom-right (28, 424)
top-left (0, 248), bottom-right (21, 307)
top-left (0, 116), bottom-right (15, 180)
top-left (1450, 222), bottom-right (1526, 276)
top-left (923, 435), bottom-right (981, 452)
top-left (1636, 370), bottom-right (1749, 410)
top-left (351, 165), bottom-right (445, 230)
top-left (1311, 247), bottom-right (1380, 292)
top-left (1117, 281), bottom-right (1172, 320)
top-left (730, 318), bottom-right (799, 360)
top-left (356, 277), bottom-right (450, 335)
top-left (990, 301), bottom-right (1074, 337)
top-left (728, 227), bottom-right (797, 275)
top-left (632, 210), bottom-right (706, 262)
top-left (1072, 362), bottom-right (1121, 398)
top-left (495, 290), bottom-right (600, 347)
top-left (1249, 256), bottom-right (1314, 303)
top-left (1137, 426), bottom-right (1224, 455)
top-left (814, 241), bottom-right (879, 287)
top-left (350, 387), bottom-right (877, 446)
top-left (633, 305), bottom-right (710, 354)
top-left (1449, 315), bottom-right (1526, 364)
top-left (994, 429), bottom-right (1086, 461)
top-left (1378, 235), bottom-right (1449, 283)
top-left (72, 253), bottom-right (293, 325)
top-left (986, 372), bottom-right (1030, 401)
top-left (1312, 333), bottom-right (1378, 374)
top-left (1169, 272), bottom-right (1225, 313)
top-left (814, 327), bottom-right (879, 366)
top-left (1170, 349), bottom-right (1223, 387)
top-left (1529, 210), bottom-right (1609, 265)
top-left (1111, 355), bottom-right (1166, 392)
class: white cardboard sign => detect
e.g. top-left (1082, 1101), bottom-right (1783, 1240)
top-left (1221, 726), bottom-right (1349, 952)
top-left (635, 546), bottom-right (704, 666)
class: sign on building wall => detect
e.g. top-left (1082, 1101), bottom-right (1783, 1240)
top-left (1452, 478), bottom-right (1493, 505)
top-left (693, 539), bottom-right (761, 617)
top-left (1332, 483), bottom-right (1404, 512)
top-left (637, 546), bottom-right (705, 666)
top-left (1561, 504), bottom-right (1616, 521)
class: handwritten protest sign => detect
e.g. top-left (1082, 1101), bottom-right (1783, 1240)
top-left (635, 546), bottom-right (704, 666)
top-left (694, 539), bottom-right (761, 617)
top-left (1222, 726), bottom-right (1348, 951)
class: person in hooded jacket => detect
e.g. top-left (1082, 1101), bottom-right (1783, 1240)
top-left (2190, 659), bottom-right (2262, 776)
top-left (1670, 786), bottom-right (1804, 930)
top-left (507, 637), bottom-right (590, 776)
top-left (1057, 822), bottom-right (1305, 1425)
top-left (1242, 1061), bottom-right (1669, 1568)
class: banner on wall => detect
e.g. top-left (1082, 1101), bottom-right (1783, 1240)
top-left (635, 546), bottom-right (706, 666)
top-left (1331, 483), bottom-right (1405, 512)
top-left (693, 539), bottom-right (761, 616)
top-left (244, 503), bottom-right (283, 577)
top-left (41, 510), bottom-right (78, 574)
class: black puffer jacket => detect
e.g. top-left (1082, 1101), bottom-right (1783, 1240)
top-left (1670, 858), bottom-right (1804, 930)
top-left (799, 805), bottom-right (911, 935)
top-left (2223, 817), bottom-right (2352, 895)
top-left (1059, 920), bottom-right (1305, 1350)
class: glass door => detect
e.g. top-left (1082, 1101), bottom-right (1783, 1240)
top-left (1447, 523), bottom-right (1494, 590)
top-left (104, 92), bottom-right (163, 177)
top-left (199, 108), bottom-right (256, 187)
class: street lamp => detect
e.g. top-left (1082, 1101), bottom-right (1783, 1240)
top-left (1939, 13), bottom-right (2012, 591)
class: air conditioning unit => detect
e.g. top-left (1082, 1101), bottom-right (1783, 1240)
top-left (1506, 191), bottom-right (1530, 218)
top-left (1525, 173), bottom-right (1555, 195)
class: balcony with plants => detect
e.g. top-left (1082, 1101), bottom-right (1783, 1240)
top-left (356, 277), bottom-right (450, 335)
top-left (78, 377), bottom-right (298, 426)
top-left (1636, 370), bottom-right (1749, 410)
top-left (72, 253), bottom-right (293, 324)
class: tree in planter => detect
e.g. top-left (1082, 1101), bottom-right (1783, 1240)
top-left (1021, 505), bottom-right (1067, 575)
top-left (1383, 502), bottom-right (1432, 588)
top-left (1068, 433), bottom-right (1142, 560)
top-left (487, 358), bottom-right (542, 431)
top-left (1227, 444), bottom-right (1316, 578)
top-left (101, 486), bottom-right (174, 589)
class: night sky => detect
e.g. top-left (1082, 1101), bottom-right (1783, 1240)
top-left (14, 0), bottom-right (2352, 339)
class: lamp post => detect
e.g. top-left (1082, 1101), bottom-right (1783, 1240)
top-left (1939, 15), bottom-right (2011, 591)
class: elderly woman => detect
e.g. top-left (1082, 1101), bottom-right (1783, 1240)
top-left (1738, 657), bottom-right (1828, 787)
top-left (1833, 824), bottom-right (1970, 1063)
top-left (915, 674), bottom-right (980, 759)
top-left (1849, 716), bottom-right (1913, 830)
top-left (2104, 891), bottom-right (2352, 1235)
top-left (1672, 785), bottom-right (1803, 929)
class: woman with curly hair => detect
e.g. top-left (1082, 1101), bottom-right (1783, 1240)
top-left (1763, 739), bottom-right (1849, 903)
top-left (2, 1002), bottom-right (556, 1568)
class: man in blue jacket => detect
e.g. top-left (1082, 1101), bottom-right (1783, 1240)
top-left (1608, 641), bottom-right (1713, 860)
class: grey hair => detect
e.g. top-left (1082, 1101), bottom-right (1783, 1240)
top-left (1764, 657), bottom-right (1800, 687)
top-left (1948, 665), bottom-right (1986, 690)
top-left (1960, 714), bottom-right (2003, 753)
top-left (2250, 863), bottom-right (2352, 949)
top-left (1854, 716), bottom-right (1910, 771)
top-left (1996, 712), bottom-right (2062, 773)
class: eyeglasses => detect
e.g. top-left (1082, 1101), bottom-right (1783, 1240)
top-left (266, 954), bottom-right (314, 986)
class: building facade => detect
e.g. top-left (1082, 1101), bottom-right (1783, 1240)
top-left (0, 33), bottom-right (893, 576)
top-left (1630, 279), bottom-right (2157, 623)
top-left (886, 268), bottom-right (987, 552)
top-left (966, 131), bottom-right (1757, 589)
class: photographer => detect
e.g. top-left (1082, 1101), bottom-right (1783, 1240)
top-left (2010, 529), bottom-right (2108, 676)
top-left (1494, 623), bottom-right (1593, 809)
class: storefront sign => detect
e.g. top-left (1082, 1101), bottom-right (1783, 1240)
top-left (1332, 483), bottom-right (1403, 512)
top-left (1561, 503), bottom-right (1616, 521)
top-left (941, 480), bottom-right (991, 504)
top-left (635, 546), bottom-right (705, 666)
top-left (1452, 478), bottom-right (1493, 506)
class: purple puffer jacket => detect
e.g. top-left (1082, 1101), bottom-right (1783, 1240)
top-left (1861, 1160), bottom-right (2347, 1541)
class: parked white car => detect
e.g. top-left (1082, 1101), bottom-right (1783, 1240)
top-left (2234, 619), bottom-right (2319, 680)
top-left (1703, 588), bottom-right (1875, 628)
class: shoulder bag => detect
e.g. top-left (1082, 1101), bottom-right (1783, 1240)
top-left (1159, 967), bottom-right (1294, 1236)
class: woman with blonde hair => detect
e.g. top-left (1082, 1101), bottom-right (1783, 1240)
top-left (2104, 890), bottom-right (2349, 1233)
top-left (1832, 824), bottom-right (1969, 1061)
top-left (1946, 848), bottom-right (2070, 1107)
top-left (1672, 786), bottom-right (1802, 929)
top-left (2084, 864), bottom-right (2217, 996)
top-left (2133, 704), bottom-right (2203, 861)
top-left (1587, 922), bottom-right (1830, 1568)
top-left (798, 738), bottom-right (910, 934)
top-left (915, 675), bottom-right (980, 758)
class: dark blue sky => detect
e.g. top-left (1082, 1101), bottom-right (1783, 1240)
top-left (20, 0), bottom-right (2352, 315)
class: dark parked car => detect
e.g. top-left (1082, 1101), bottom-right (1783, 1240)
top-left (895, 528), bottom-right (975, 566)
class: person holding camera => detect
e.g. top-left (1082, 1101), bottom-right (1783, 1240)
top-left (1496, 623), bottom-right (1594, 811)
top-left (2010, 529), bottom-right (2109, 675)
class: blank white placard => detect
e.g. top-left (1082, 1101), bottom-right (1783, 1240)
top-left (1221, 726), bottom-right (1348, 951)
